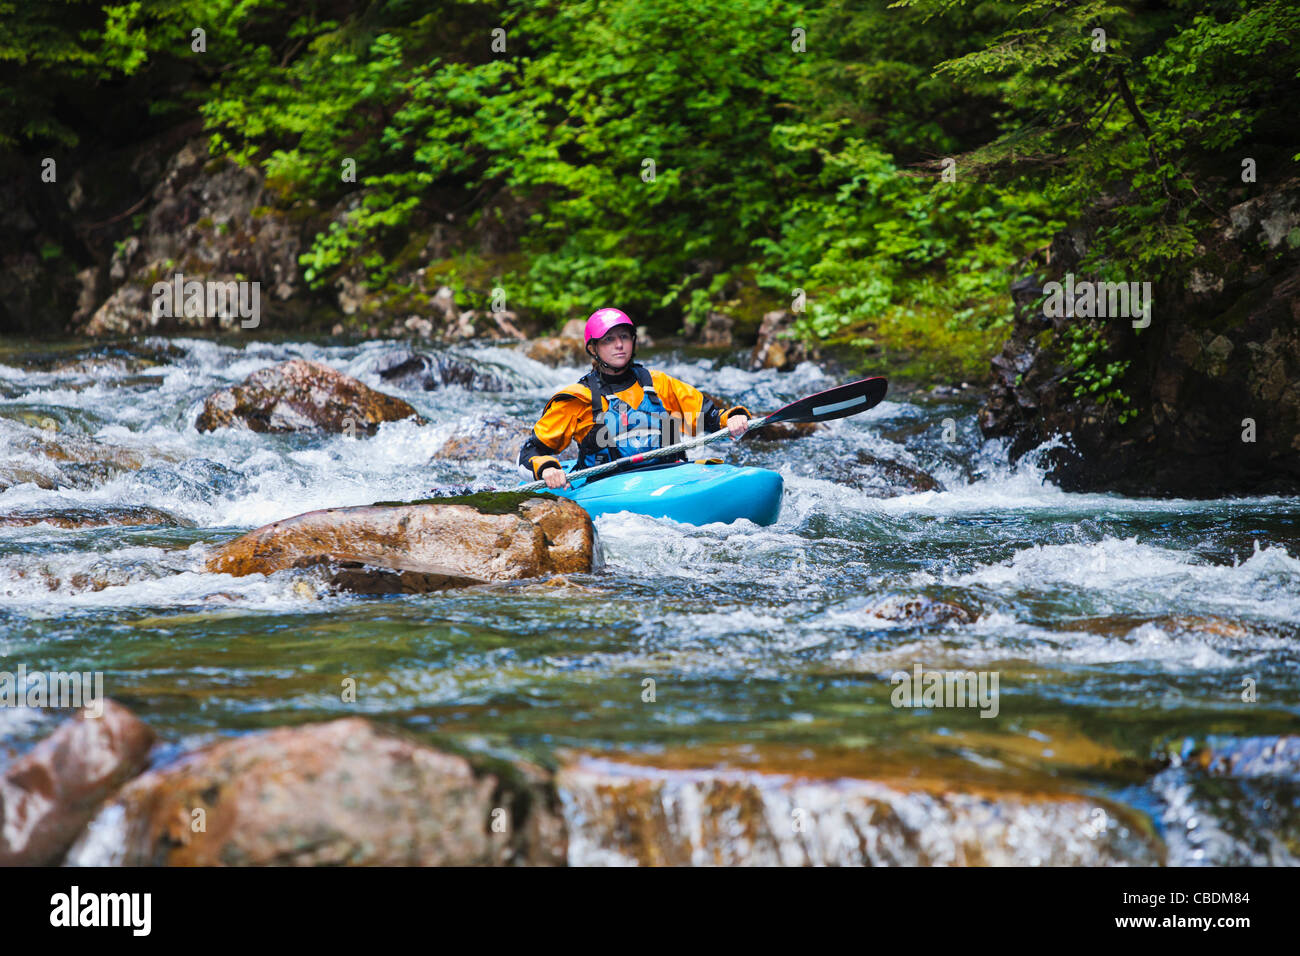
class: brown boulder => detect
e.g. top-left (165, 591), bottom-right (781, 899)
top-left (205, 492), bottom-right (598, 589)
top-left (70, 719), bottom-right (507, 866)
top-left (527, 337), bottom-right (588, 367)
top-left (195, 359), bottom-right (423, 433)
top-left (1066, 614), bottom-right (1254, 640)
top-left (0, 701), bottom-right (155, 866)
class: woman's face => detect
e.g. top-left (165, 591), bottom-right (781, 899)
top-left (594, 326), bottom-right (634, 368)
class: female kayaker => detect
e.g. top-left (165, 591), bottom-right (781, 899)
top-left (520, 308), bottom-right (751, 489)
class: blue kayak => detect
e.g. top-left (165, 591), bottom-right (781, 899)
top-left (535, 460), bottom-right (783, 526)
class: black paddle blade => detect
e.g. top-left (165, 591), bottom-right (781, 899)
top-left (763, 377), bottom-right (888, 425)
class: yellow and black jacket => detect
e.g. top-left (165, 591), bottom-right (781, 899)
top-left (519, 363), bottom-right (751, 479)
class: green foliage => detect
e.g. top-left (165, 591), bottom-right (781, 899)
top-left (903, 0), bottom-right (1300, 275)
top-left (7, 0), bottom-right (1297, 380)
top-left (1061, 322), bottom-right (1136, 423)
top-left (45, 0), bottom-right (1059, 339)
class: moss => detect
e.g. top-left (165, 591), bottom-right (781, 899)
top-left (369, 490), bottom-right (560, 514)
top-left (196, 216), bottom-right (214, 230)
top-left (711, 268), bottom-right (784, 338)
top-left (421, 251), bottom-right (529, 306)
top-left (832, 301), bottom-right (1007, 386)
top-left (392, 233), bottom-right (431, 273)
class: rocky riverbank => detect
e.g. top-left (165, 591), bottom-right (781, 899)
top-left (980, 178), bottom-right (1300, 498)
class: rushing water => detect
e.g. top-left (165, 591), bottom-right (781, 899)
top-left (2, 335), bottom-right (1297, 864)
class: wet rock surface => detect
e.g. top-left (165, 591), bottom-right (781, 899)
top-left (79, 137), bottom-right (305, 337)
top-left (68, 719), bottom-right (533, 866)
top-left (526, 336), bottom-right (588, 368)
top-left (981, 177), bottom-right (1300, 497)
top-left (556, 750), bottom-right (1161, 866)
top-left (842, 452), bottom-right (944, 496)
top-left (0, 506), bottom-right (188, 529)
top-left (431, 417), bottom-right (531, 462)
top-left (375, 348), bottom-right (512, 392)
top-left (862, 594), bottom-right (974, 626)
top-left (0, 415), bottom-right (185, 491)
top-left (195, 358), bottom-right (423, 433)
top-left (0, 701), bottom-right (155, 866)
top-left (750, 310), bottom-right (819, 371)
top-left (205, 493), bottom-right (599, 585)
top-left (1154, 736), bottom-right (1300, 865)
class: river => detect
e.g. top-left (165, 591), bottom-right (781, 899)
top-left (1, 335), bottom-right (1297, 865)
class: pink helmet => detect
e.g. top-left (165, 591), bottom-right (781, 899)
top-left (584, 308), bottom-right (635, 345)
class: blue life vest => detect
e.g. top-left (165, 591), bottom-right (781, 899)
top-left (576, 364), bottom-right (684, 472)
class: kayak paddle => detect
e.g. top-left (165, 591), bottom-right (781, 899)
top-left (519, 376), bottom-right (888, 492)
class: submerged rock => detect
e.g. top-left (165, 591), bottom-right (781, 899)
top-left (0, 701), bottom-right (155, 866)
top-left (0, 465), bottom-right (59, 491)
top-left (1154, 736), bottom-right (1300, 865)
top-left (844, 452), bottom-right (944, 496)
top-left (556, 751), bottom-right (1161, 866)
top-left (375, 348), bottom-right (512, 392)
top-left (1190, 736), bottom-right (1300, 780)
top-left (0, 418), bottom-right (180, 491)
top-left (195, 358), bottom-right (423, 433)
top-left (204, 493), bottom-right (599, 591)
top-left (67, 719), bottom-right (536, 866)
top-left (863, 594), bottom-right (973, 626)
top-left (1068, 613), bottom-right (1255, 640)
top-left (430, 417), bottom-right (532, 462)
top-left (131, 458), bottom-right (247, 504)
top-left (6, 426), bottom-right (150, 471)
top-left (0, 506), bottom-right (188, 529)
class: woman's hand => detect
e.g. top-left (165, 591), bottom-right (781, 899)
top-left (727, 415), bottom-right (749, 440)
top-left (543, 468), bottom-right (571, 489)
